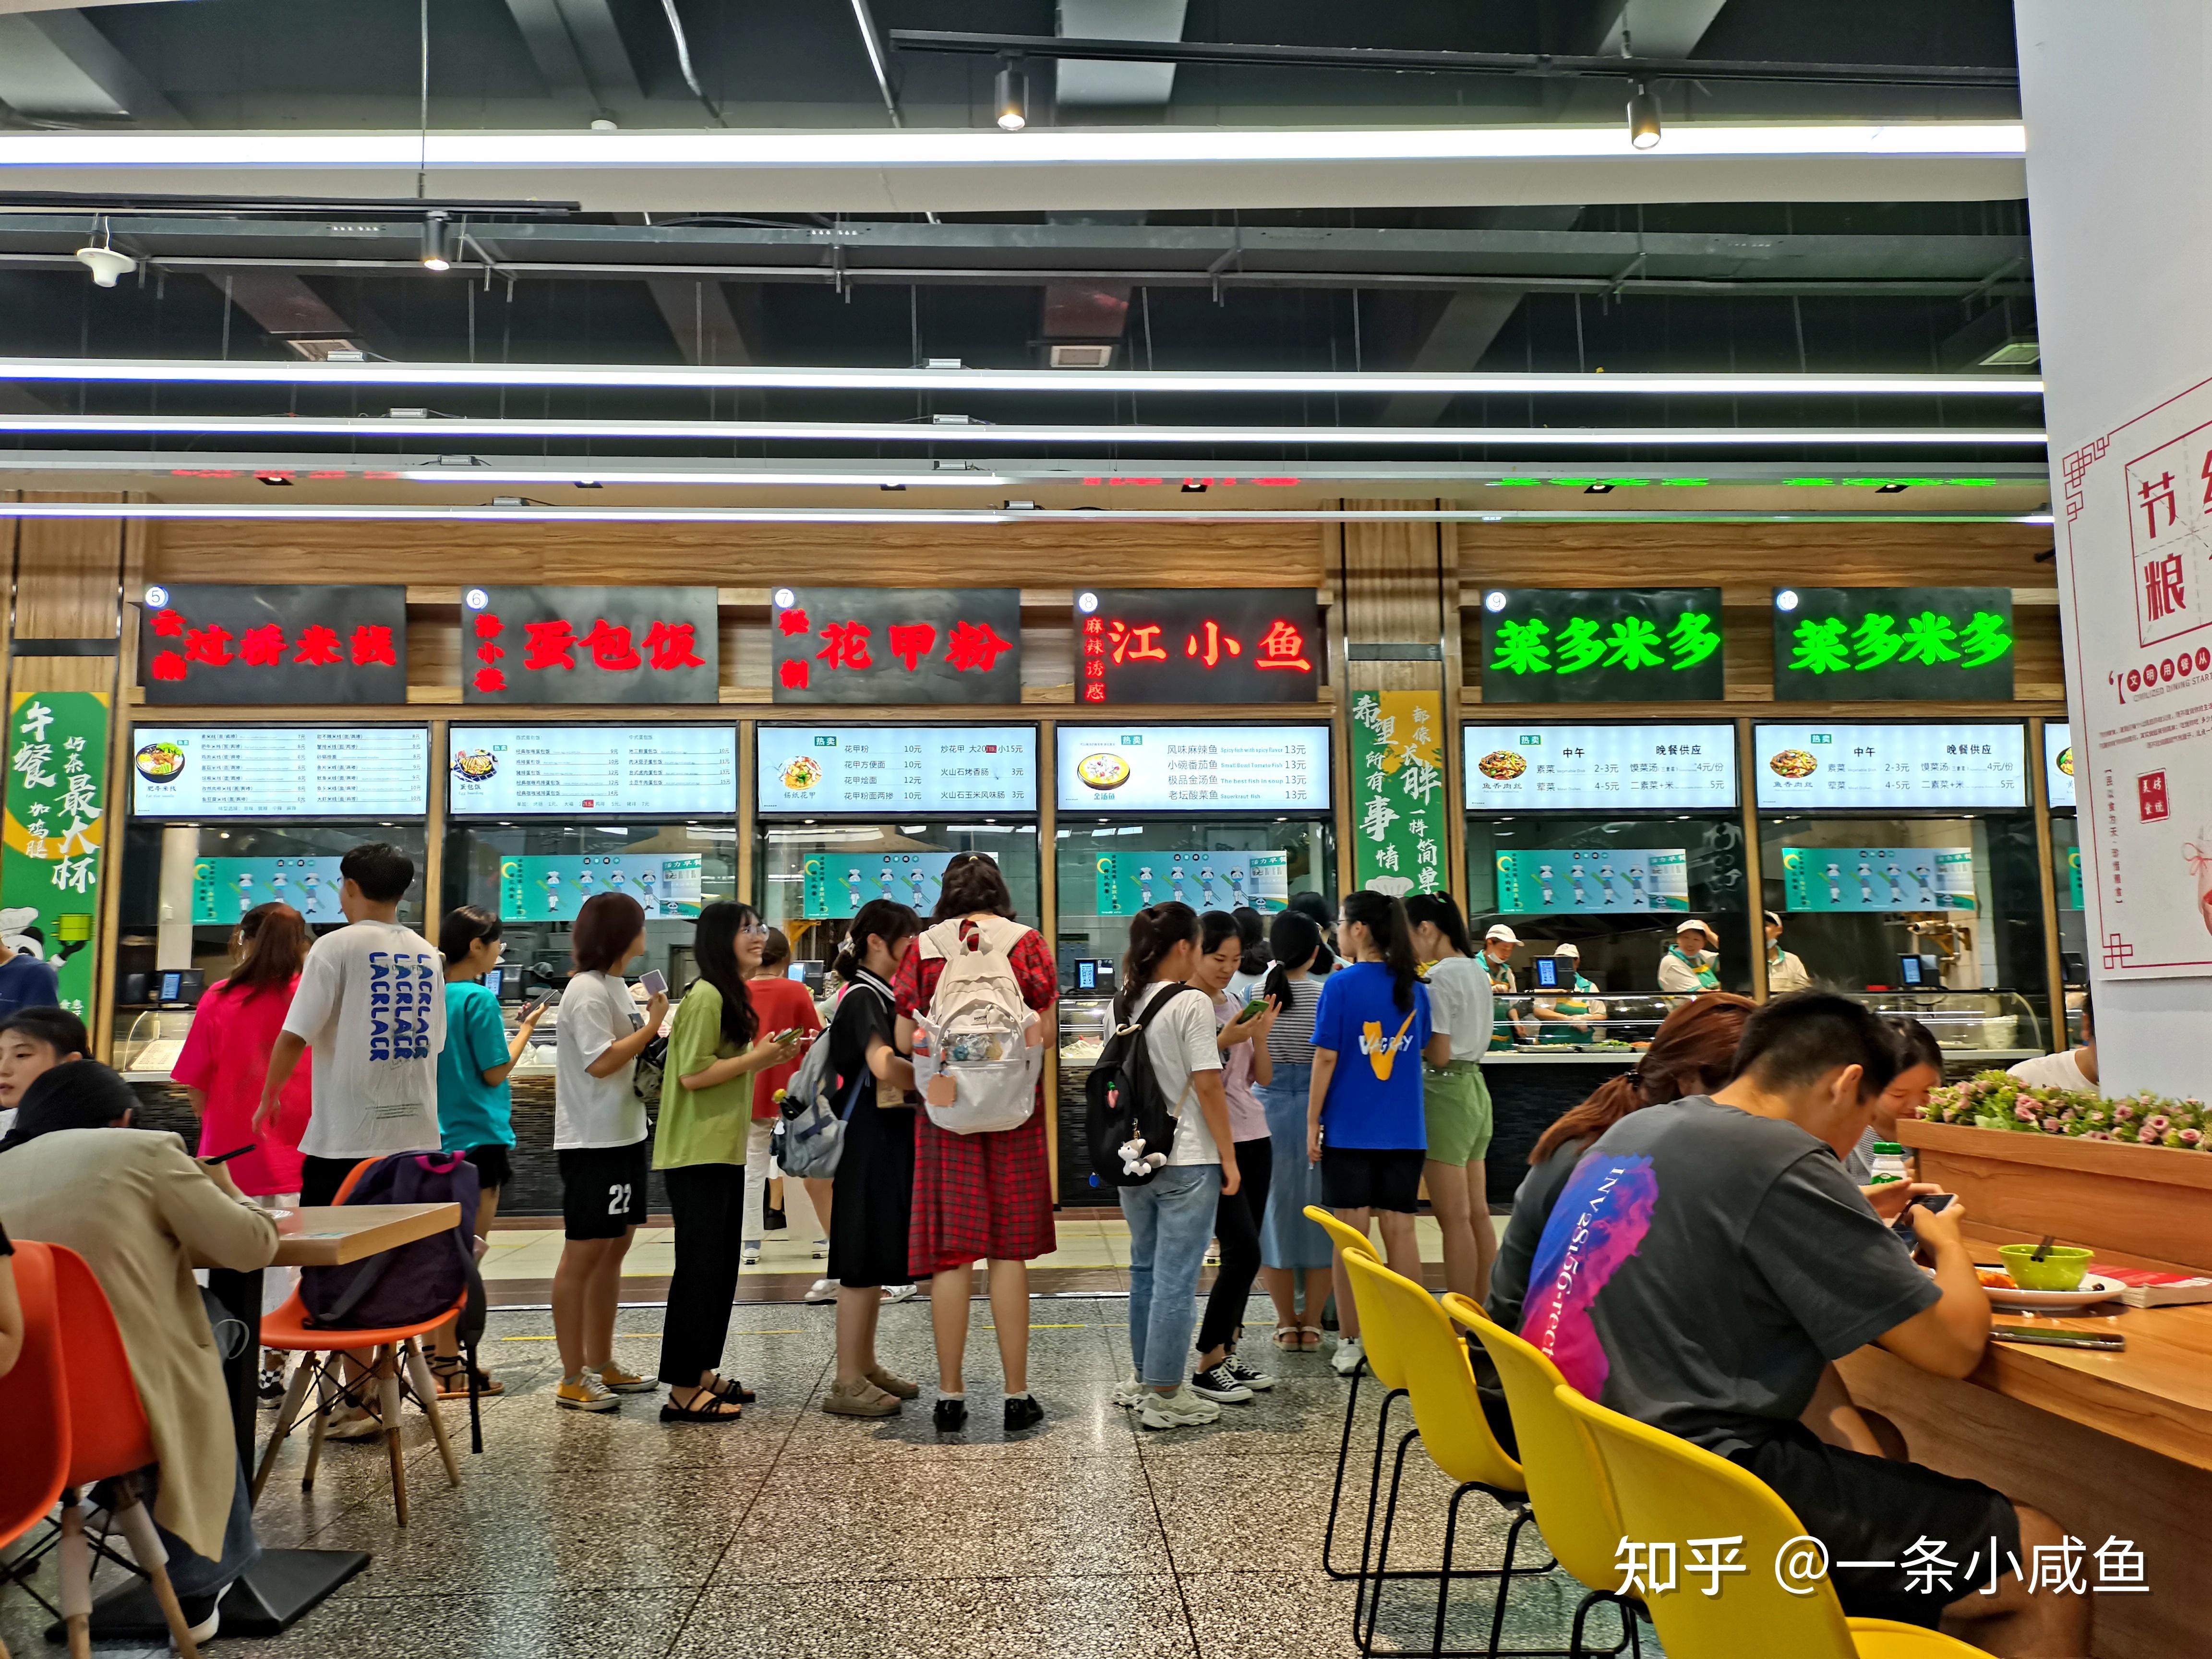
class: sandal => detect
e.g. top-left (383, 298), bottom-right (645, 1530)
top-left (709, 1375), bottom-right (757, 1405)
top-left (1298, 1325), bottom-right (1323, 1351)
top-left (660, 1389), bottom-right (744, 1425)
top-left (429, 1356), bottom-right (505, 1399)
top-left (1274, 1324), bottom-right (1304, 1351)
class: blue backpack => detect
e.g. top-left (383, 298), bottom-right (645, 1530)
top-left (301, 1151), bottom-right (483, 1340)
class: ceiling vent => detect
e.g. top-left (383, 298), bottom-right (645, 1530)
top-left (285, 338), bottom-right (367, 362)
top-left (1049, 343), bottom-right (1116, 370)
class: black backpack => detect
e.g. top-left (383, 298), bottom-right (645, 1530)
top-left (1084, 983), bottom-right (1205, 1189)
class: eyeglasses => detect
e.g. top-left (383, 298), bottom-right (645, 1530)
top-left (740, 922), bottom-right (770, 938)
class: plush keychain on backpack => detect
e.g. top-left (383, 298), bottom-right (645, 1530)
top-left (1118, 1134), bottom-right (1168, 1178)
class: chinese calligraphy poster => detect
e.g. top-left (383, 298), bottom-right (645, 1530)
top-left (140, 583), bottom-right (408, 705)
top-left (1479, 588), bottom-right (1724, 703)
top-left (1350, 689), bottom-right (1445, 897)
top-left (464, 586), bottom-right (719, 704)
top-left (770, 588), bottom-right (1022, 704)
top-left (2, 691), bottom-right (109, 1018)
top-left (1081, 589), bottom-right (1320, 703)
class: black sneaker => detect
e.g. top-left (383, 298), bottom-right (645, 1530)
top-left (257, 1367), bottom-right (288, 1402)
top-left (1225, 1355), bottom-right (1276, 1392)
top-left (933, 1397), bottom-right (968, 1432)
top-left (1190, 1363), bottom-right (1255, 1403)
top-left (764, 1204), bottom-right (787, 1231)
top-left (1004, 1395), bottom-right (1044, 1432)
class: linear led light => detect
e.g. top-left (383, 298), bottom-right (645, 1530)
top-left (0, 357), bottom-right (2044, 397)
top-left (0, 122), bottom-right (2026, 170)
top-left (396, 468), bottom-right (1011, 487)
top-left (0, 414), bottom-right (2051, 446)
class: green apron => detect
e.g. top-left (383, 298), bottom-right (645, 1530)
top-left (1668, 945), bottom-right (1719, 991)
top-left (1538, 978), bottom-right (1601, 1044)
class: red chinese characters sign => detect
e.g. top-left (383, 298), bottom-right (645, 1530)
top-left (770, 588), bottom-right (1022, 705)
top-left (139, 584), bottom-right (407, 705)
top-left (463, 586), bottom-right (718, 704)
top-left (1080, 588), bottom-right (1320, 704)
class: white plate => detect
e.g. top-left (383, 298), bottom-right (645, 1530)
top-left (1981, 1273), bottom-right (2126, 1311)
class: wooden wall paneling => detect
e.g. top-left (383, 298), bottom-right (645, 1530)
top-left (1338, 502), bottom-right (1448, 904)
top-left (93, 518), bottom-right (147, 1057)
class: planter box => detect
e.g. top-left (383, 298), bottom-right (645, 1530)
top-left (1898, 1118), bottom-right (2212, 1274)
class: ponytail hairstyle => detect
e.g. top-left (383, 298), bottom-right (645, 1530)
top-left (1287, 889), bottom-right (1337, 973)
top-left (1116, 901), bottom-right (1198, 1022)
top-left (1231, 906), bottom-right (1268, 977)
top-left (1402, 890), bottom-right (1474, 959)
top-left (229, 901), bottom-right (312, 998)
top-left (1262, 909), bottom-right (1323, 1010)
top-left (1341, 889), bottom-right (1419, 1012)
top-left (1198, 908), bottom-right (1242, 959)
top-left (832, 899), bottom-right (921, 984)
top-left (690, 901), bottom-right (761, 1051)
top-left (1530, 991), bottom-right (1755, 1164)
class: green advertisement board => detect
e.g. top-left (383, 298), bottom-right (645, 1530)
top-left (192, 855), bottom-right (344, 924)
top-left (498, 854), bottom-right (702, 922)
top-left (804, 851), bottom-right (957, 919)
top-left (2, 691), bottom-right (109, 1020)
top-left (1479, 588), bottom-right (1724, 703)
top-left (1781, 846), bottom-right (1977, 912)
top-left (1494, 848), bottom-right (1689, 914)
top-left (1772, 588), bottom-right (2014, 700)
top-left (1349, 688), bottom-right (1447, 896)
top-left (1092, 850), bottom-right (1290, 917)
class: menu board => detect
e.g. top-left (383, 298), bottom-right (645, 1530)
top-left (192, 856), bottom-right (344, 923)
top-left (1781, 846), bottom-right (1976, 911)
top-left (2044, 722), bottom-right (2077, 809)
top-left (757, 725), bottom-right (1036, 815)
top-left (1754, 723), bottom-right (2027, 809)
top-left (1495, 849), bottom-right (1689, 914)
top-left (499, 854), bottom-right (702, 922)
top-left (447, 726), bottom-right (735, 817)
top-left (131, 725), bottom-right (429, 819)
top-left (1055, 725), bottom-right (1332, 813)
top-left (1463, 723), bottom-right (1737, 812)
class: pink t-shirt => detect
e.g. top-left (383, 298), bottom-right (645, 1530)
top-left (1212, 991), bottom-right (1268, 1143)
top-left (170, 974), bottom-right (313, 1197)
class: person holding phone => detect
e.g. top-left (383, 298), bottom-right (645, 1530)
top-left (652, 902), bottom-right (805, 1422)
top-left (1404, 891), bottom-right (1499, 1305)
top-left (551, 892), bottom-right (667, 1414)
top-left (742, 927), bottom-right (828, 1292)
top-left (1190, 909), bottom-right (1279, 1403)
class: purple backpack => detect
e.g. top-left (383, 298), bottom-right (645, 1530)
top-left (301, 1151), bottom-right (482, 1334)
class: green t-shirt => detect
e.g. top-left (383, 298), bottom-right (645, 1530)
top-left (650, 981), bottom-right (755, 1170)
top-left (437, 979), bottom-right (516, 1151)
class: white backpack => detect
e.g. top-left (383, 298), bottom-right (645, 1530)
top-left (911, 913), bottom-right (1044, 1135)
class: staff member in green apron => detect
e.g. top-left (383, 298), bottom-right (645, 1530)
top-left (1657, 919), bottom-right (1722, 994)
top-left (1531, 943), bottom-right (1605, 1043)
top-left (1480, 924), bottom-right (1527, 1048)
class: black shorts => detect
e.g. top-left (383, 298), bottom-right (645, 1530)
top-left (460, 1142), bottom-right (513, 1193)
top-left (1732, 1424), bottom-right (2021, 1628)
top-left (559, 1140), bottom-right (650, 1240)
top-left (300, 1154), bottom-right (362, 1209)
top-left (1321, 1145), bottom-right (1426, 1214)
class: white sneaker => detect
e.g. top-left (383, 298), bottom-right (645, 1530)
top-left (1332, 1336), bottom-right (1366, 1377)
top-left (1112, 1370), bottom-right (1147, 1408)
top-left (1138, 1385), bottom-right (1223, 1430)
top-left (811, 1237), bottom-right (830, 1260)
top-left (742, 1246), bottom-right (761, 1267)
top-left (804, 1277), bottom-right (838, 1304)
top-left (881, 1283), bottom-right (917, 1304)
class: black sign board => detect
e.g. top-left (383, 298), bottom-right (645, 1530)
top-left (1478, 587), bottom-right (1725, 704)
top-left (770, 587), bottom-right (1022, 704)
top-left (463, 586), bottom-right (719, 704)
top-left (1078, 588), bottom-right (1321, 704)
top-left (1772, 587), bottom-right (2015, 701)
top-left (140, 583), bottom-right (408, 705)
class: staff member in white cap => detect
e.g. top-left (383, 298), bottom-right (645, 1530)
top-left (1479, 925), bottom-right (1529, 1047)
top-left (1658, 918), bottom-right (1722, 994)
top-left (1531, 943), bottom-right (1606, 1042)
top-left (1764, 911), bottom-right (1813, 994)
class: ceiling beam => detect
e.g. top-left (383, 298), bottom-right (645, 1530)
top-left (645, 276), bottom-right (760, 366)
top-left (501, 0), bottom-right (640, 114)
top-left (0, 9), bottom-right (179, 123)
top-left (1592, 0), bottom-right (1733, 58)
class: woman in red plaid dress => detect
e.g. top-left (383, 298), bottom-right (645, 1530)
top-left (891, 854), bottom-right (1057, 1432)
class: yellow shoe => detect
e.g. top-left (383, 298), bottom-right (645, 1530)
top-left (555, 1374), bottom-right (619, 1412)
top-left (599, 1363), bottom-right (658, 1394)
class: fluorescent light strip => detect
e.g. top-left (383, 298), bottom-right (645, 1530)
top-left (397, 469), bottom-right (1010, 487)
top-left (0, 357), bottom-right (2044, 397)
top-left (0, 122), bottom-right (2027, 170)
top-left (0, 502), bottom-right (2056, 526)
top-left (0, 414), bottom-right (2050, 446)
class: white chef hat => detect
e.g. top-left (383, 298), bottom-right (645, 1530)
top-left (1554, 941), bottom-right (1581, 958)
top-left (1485, 924), bottom-right (1520, 945)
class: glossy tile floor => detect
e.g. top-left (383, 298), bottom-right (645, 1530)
top-left (0, 1293), bottom-right (1653, 1659)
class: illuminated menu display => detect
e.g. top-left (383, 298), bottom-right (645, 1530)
top-left (132, 725), bottom-right (429, 819)
top-left (1463, 723), bottom-right (1737, 811)
top-left (1056, 724), bottom-right (1332, 813)
top-left (448, 725), bottom-right (735, 817)
top-left (2044, 722), bottom-right (2077, 809)
top-left (1754, 723), bottom-right (2027, 809)
top-left (757, 725), bottom-right (1037, 815)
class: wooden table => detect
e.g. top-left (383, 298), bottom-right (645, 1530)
top-left (267, 1201), bottom-right (462, 1268)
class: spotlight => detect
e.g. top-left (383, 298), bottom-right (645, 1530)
top-left (1877, 481), bottom-right (1909, 493)
top-left (421, 211), bottom-right (452, 272)
top-left (1181, 480), bottom-right (1208, 493)
top-left (1585, 481), bottom-right (1615, 494)
top-left (1775, 589), bottom-right (1801, 611)
top-left (995, 59), bottom-right (1028, 131)
top-left (1484, 590), bottom-right (1508, 613)
top-left (1627, 82), bottom-right (1662, 150)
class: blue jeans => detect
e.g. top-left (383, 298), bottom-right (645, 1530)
top-left (1119, 1163), bottom-right (1223, 1389)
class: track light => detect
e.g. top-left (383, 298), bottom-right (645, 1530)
top-left (995, 59), bottom-right (1028, 131)
top-left (421, 211), bottom-right (451, 272)
top-left (1627, 83), bottom-right (1662, 150)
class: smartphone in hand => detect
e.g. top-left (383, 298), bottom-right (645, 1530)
top-left (1891, 1190), bottom-right (1955, 1244)
top-left (638, 969), bottom-right (668, 998)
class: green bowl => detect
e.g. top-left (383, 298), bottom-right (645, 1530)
top-left (1997, 1243), bottom-right (2094, 1291)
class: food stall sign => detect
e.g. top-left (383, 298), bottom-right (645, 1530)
top-left (462, 586), bottom-right (718, 704)
top-left (2, 691), bottom-right (109, 1019)
top-left (448, 725), bottom-right (736, 817)
top-left (1077, 588), bottom-right (1320, 704)
top-left (1772, 587), bottom-right (2015, 701)
top-left (1781, 846), bottom-right (1977, 911)
top-left (1463, 723), bottom-right (1737, 812)
top-left (131, 725), bottom-right (431, 819)
top-left (757, 724), bottom-right (1036, 815)
top-left (140, 583), bottom-right (409, 706)
top-left (2044, 722), bottom-right (2077, 809)
top-left (1055, 724), bottom-right (1332, 812)
top-left (770, 588), bottom-right (1022, 704)
top-left (1350, 690), bottom-right (1445, 897)
top-left (1754, 723), bottom-right (2027, 809)
top-left (1479, 588), bottom-right (1724, 703)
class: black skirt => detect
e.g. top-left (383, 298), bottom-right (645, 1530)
top-left (828, 1091), bottom-right (916, 1289)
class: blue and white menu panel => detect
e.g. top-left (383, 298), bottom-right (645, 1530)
top-left (1463, 723), bottom-right (1737, 811)
top-left (132, 725), bottom-right (428, 818)
top-left (2044, 722), bottom-right (2076, 809)
top-left (1057, 724), bottom-right (1332, 813)
top-left (1755, 723), bottom-right (2027, 809)
top-left (756, 725), bottom-right (1037, 815)
top-left (448, 725), bottom-right (736, 817)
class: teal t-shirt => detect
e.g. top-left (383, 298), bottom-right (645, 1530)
top-left (437, 979), bottom-right (516, 1151)
top-left (1312, 960), bottom-right (1432, 1151)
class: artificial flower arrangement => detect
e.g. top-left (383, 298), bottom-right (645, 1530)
top-left (1922, 1071), bottom-right (2211, 1151)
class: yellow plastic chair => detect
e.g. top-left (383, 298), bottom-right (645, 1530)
top-left (1553, 1386), bottom-right (1998, 1659)
top-left (1345, 1251), bottom-right (1561, 1658)
top-left (1448, 1295), bottom-right (1641, 1659)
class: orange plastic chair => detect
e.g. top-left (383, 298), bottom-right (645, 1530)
top-left (0, 1242), bottom-right (71, 1659)
top-left (252, 1158), bottom-right (463, 1526)
top-left (41, 1242), bottom-right (210, 1659)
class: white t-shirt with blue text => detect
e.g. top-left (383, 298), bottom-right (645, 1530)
top-left (283, 919), bottom-right (446, 1159)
